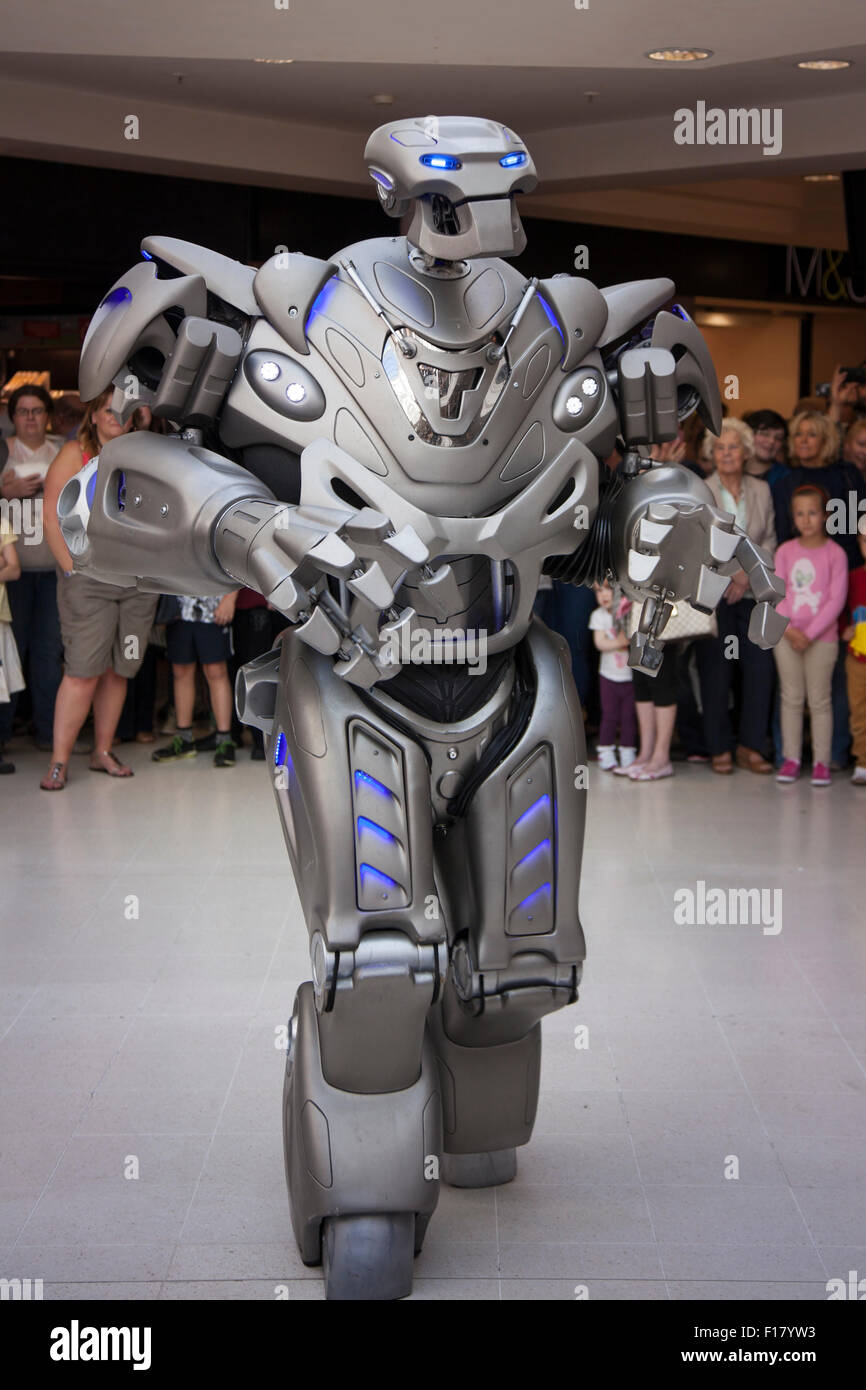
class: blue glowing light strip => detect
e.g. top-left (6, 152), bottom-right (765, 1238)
top-left (499, 152), bottom-right (527, 167)
top-left (536, 294), bottom-right (565, 345)
top-left (513, 794), bottom-right (551, 832)
top-left (304, 274), bottom-right (339, 332)
top-left (357, 816), bottom-right (396, 844)
top-left (517, 883), bottom-right (552, 911)
top-left (514, 838), bottom-right (551, 873)
top-left (359, 864), bottom-right (398, 891)
top-left (354, 770), bottom-right (393, 799)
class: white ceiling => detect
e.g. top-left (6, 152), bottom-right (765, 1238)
top-left (1, 0), bottom-right (865, 243)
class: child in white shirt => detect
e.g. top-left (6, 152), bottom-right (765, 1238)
top-left (589, 581), bottom-right (637, 770)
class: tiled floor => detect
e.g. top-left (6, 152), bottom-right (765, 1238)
top-left (1, 740), bottom-right (864, 1300)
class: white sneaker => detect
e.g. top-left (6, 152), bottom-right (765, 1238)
top-left (596, 745), bottom-right (617, 771)
top-left (851, 766), bottom-right (866, 785)
top-left (618, 746), bottom-right (637, 769)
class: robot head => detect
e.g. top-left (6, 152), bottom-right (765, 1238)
top-left (364, 116), bottom-right (538, 262)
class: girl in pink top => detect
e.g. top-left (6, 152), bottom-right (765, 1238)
top-left (773, 485), bottom-right (848, 786)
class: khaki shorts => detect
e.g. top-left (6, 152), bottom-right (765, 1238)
top-left (56, 570), bottom-right (157, 679)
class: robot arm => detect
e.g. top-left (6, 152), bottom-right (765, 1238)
top-left (542, 286), bottom-right (785, 672)
top-left (58, 430), bottom-right (428, 688)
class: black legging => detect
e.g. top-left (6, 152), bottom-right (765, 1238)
top-left (632, 643), bottom-right (681, 706)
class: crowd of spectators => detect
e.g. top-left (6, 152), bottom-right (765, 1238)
top-left (538, 364), bottom-right (866, 788)
top-left (0, 386), bottom-right (286, 785)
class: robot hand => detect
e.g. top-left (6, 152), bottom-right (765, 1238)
top-left (611, 466), bottom-right (787, 674)
top-left (215, 495), bottom-right (432, 689)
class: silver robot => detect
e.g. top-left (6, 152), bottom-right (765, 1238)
top-left (60, 116), bottom-right (787, 1300)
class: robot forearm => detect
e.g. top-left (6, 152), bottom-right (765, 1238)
top-left (59, 428), bottom-right (363, 624)
top-left (59, 429), bottom-right (282, 597)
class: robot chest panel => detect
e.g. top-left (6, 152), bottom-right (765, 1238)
top-left (224, 309), bottom-right (583, 520)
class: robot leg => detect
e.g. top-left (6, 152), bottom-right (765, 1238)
top-left (429, 619), bottom-right (588, 1186)
top-left (239, 630), bottom-right (446, 1298)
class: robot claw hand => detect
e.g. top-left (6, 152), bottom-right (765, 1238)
top-left (215, 496), bottom-right (433, 689)
top-left (618, 492), bottom-right (787, 675)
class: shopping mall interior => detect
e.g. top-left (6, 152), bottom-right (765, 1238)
top-left (1, 1), bottom-right (865, 1309)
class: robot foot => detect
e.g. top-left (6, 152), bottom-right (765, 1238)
top-left (322, 1213), bottom-right (415, 1301)
top-left (441, 1147), bottom-right (517, 1188)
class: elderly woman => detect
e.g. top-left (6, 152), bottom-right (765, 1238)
top-left (0, 384), bottom-right (64, 751)
top-left (694, 417), bottom-right (777, 774)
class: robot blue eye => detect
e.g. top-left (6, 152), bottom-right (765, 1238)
top-left (140, 249), bottom-right (153, 261)
top-left (499, 152), bottom-right (527, 168)
top-left (369, 168), bottom-right (394, 191)
top-left (285, 382), bottom-right (306, 404)
top-left (419, 154), bottom-right (462, 171)
top-left (259, 361), bottom-right (281, 382)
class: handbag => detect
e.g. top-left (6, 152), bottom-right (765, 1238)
top-left (627, 595), bottom-right (718, 643)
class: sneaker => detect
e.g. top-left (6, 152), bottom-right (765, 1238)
top-left (250, 745), bottom-right (266, 762)
top-left (596, 744), bottom-right (617, 771)
top-left (851, 766), bottom-right (866, 785)
top-left (775, 758), bottom-right (801, 783)
top-left (0, 755), bottom-right (15, 775)
top-left (193, 730), bottom-right (218, 752)
top-left (811, 762), bottom-right (832, 787)
top-left (618, 747), bottom-right (637, 770)
top-left (152, 735), bottom-right (197, 763)
top-left (214, 740), bottom-right (235, 768)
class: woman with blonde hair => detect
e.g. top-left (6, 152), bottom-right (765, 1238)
top-left (772, 407), bottom-right (866, 769)
top-left (695, 418), bottom-right (777, 773)
top-left (39, 390), bottom-right (158, 789)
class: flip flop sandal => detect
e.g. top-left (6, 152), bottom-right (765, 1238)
top-left (40, 762), bottom-right (68, 791)
top-left (90, 750), bottom-right (134, 778)
top-left (632, 763), bottom-right (674, 781)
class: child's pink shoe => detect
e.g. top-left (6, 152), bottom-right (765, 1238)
top-left (811, 762), bottom-right (832, 787)
top-left (775, 759), bottom-right (801, 783)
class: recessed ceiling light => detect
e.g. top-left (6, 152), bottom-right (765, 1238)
top-left (804, 173), bottom-right (841, 182)
top-left (646, 48), bottom-right (712, 62)
top-left (797, 58), bottom-right (851, 70)
top-left (372, 94), bottom-right (395, 105)
top-left (253, 58), bottom-right (294, 64)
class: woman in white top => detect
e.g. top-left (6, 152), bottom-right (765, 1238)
top-left (0, 385), bottom-right (63, 750)
top-left (696, 418), bottom-right (777, 775)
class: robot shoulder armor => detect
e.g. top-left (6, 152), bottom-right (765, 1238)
top-left (597, 277), bottom-right (675, 348)
top-left (79, 259), bottom-right (207, 402)
top-left (142, 236), bottom-right (259, 316)
top-left (536, 275), bottom-right (608, 370)
top-left (254, 252), bottom-right (339, 356)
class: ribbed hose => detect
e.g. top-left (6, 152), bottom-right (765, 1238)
top-left (543, 464), bottom-right (625, 586)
